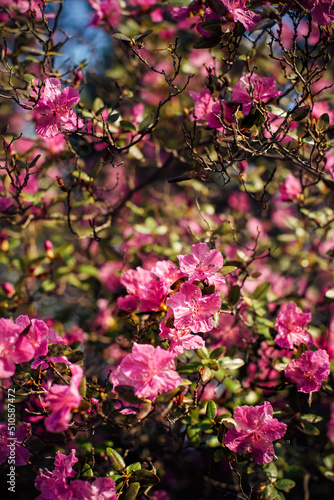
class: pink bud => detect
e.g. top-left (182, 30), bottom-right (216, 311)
top-left (1, 282), bottom-right (15, 298)
top-left (44, 240), bottom-right (54, 259)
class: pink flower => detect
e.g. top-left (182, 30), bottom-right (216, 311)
top-left (88, 0), bottom-right (122, 27)
top-left (35, 449), bottom-right (79, 498)
top-left (274, 302), bottom-right (313, 349)
top-left (207, 100), bottom-right (234, 130)
top-left (278, 174), bottom-right (303, 202)
top-left (159, 321), bottom-right (205, 355)
top-left (0, 318), bottom-right (35, 378)
top-left (220, 0), bottom-right (261, 31)
top-left (225, 401), bottom-right (287, 464)
top-left (99, 261), bottom-right (123, 292)
top-left (117, 266), bottom-right (170, 312)
top-left (298, 0), bottom-right (334, 26)
top-left (285, 349), bottom-right (330, 393)
top-left (15, 315), bottom-right (68, 370)
top-left (34, 78), bottom-right (83, 139)
top-left (328, 403), bottom-right (334, 443)
top-left (166, 282), bottom-right (222, 333)
top-left (189, 88), bottom-right (215, 123)
top-left (232, 73), bottom-right (282, 115)
top-left (36, 449), bottom-right (116, 499)
top-left (43, 364), bottom-right (84, 432)
top-left (178, 242), bottom-right (225, 285)
top-left (110, 342), bottom-right (181, 401)
top-left (0, 422), bottom-right (31, 466)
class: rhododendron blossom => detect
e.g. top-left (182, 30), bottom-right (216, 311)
top-left (159, 321), bottom-right (205, 355)
top-left (284, 349), bottom-right (330, 392)
top-left (0, 422), bottom-right (31, 466)
top-left (274, 301), bottom-right (313, 349)
top-left (328, 403), bottom-right (334, 443)
top-left (88, 0), bottom-right (122, 27)
top-left (220, 0), bottom-right (261, 31)
top-left (189, 88), bottom-right (215, 124)
top-left (34, 78), bottom-right (83, 139)
top-left (35, 449), bottom-right (117, 500)
top-left (224, 402), bottom-right (287, 464)
top-left (298, 0), bottom-right (334, 26)
top-left (232, 73), bottom-right (282, 115)
top-left (166, 281), bottom-right (222, 333)
top-left (178, 242), bottom-right (225, 285)
top-left (110, 342), bottom-right (181, 401)
top-left (0, 317), bottom-right (35, 378)
top-left (278, 174), bottom-right (303, 202)
top-left (43, 364), bottom-right (84, 432)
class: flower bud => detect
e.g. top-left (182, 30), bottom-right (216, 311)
top-left (44, 240), bottom-right (54, 259)
top-left (1, 282), bottom-right (15, 298)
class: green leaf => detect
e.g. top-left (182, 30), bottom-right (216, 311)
top-left (193, 36), bottom-right (222, 49)
top-left (123, 482), bottom-right (141, 500)
top-left (266, 105), bottom-right (287, 117)
top-left (276, 479), bottom-right (296, 492)
top-left (300, 414), bottom-right (323, 423)
top-left (290, 105), bottom-right (310, 121)
top-left (155, 386), bottom-right (184, 403)
top-left (77, 264), bottom-right (99, 277)
top-left (187, 425), bottom-right (202, 447)
top-left (325, 289), bottom-right (334, 300)
top-left (262, 485), bottom-right (278, 499)
top-left (93, 97), bottom-right (104, 114)
top-left (317, 113), bottom-right (329, 133)
top-left (136, 401), bottom-right (152, 421)
top-left (228, 285), bottom-right (240, 305)
top-left (221, 266), bottom-right (238, 276)
top-left (67, 350), bottom-right (84, 363)
top-left (47, 343), bottom-right (71, 357)
top-left (251, 281), bottom-right (270, 300)
top-left (129, 469), bottom-right (160, 486)
top-left (23, 73), bottom-right (35, 83)
top-left (126, 462), bottom-right (141, 473)
top-left (297, 420), bottom-right (320, 435)
top-left (134, 30), bottom-right (153, 43)
top-left (206, 400), bottom-right (217, 421)
top-left (112, 33), bottom-right (132, 42)
top-left (81, 463), bottom-right (93, 477)
top-left (107, 112), bottom-right (120, 123)
top-left (120, 120), bottom-right (137, 132)
top-left (219, 357), bottom-right (244, 370)
top-left (177, 362), bottom-right (201, 374)
top-left (114, 385), bottom-right (145, 404)
top-left (106, 447), bottom-right (126, 471)
top-left (209, 346), bottom-right (226, 359)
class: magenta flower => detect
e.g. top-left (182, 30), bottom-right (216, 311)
top-left (278, 174), bottom-right (303, 202)
top-left (177, 242), bottom-right (225, 285)
top-left (328, 402), bottom-right (334, 444)
top-left (34, 78), bottom-right (83, 139)
top-left (166, 282), bottom-right (222, 333)
top-left (0, 422), bottom-right (31, 466)
top-left (298, 0), bottom-right (334, 26)
top-left (189, 88), bottom-right (215, 124)
top-left (43, 364), bottom-right (84, 432)
top-left (232, 73), bottom-right (282, 115)
top-left (220, 0), bottom-right (261, 31)
top-left (159, 320), bottom-right (205, 355)
top-left (274, 302), bottom-right (313, 349)
top-left (109, 342), bottom-right (182, 401)
top-left (88, 0), bottom-right (122, 27)
top-left (0, 317), bottom-right (35, 378)
top-left (225, 402), bottom-right (287, 464)
top-left (207, 100), bottom-right (234, 130)
top-left (36, 449), bottom-right (116, 499)
top-left (117, 267), bottom-right (165, 312)
top-left (285, 349), bottom-right (330, 393)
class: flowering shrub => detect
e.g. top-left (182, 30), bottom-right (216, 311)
top-left (1, 1), bottom-right (334, 499)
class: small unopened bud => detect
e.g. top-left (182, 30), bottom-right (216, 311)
top-left (44, 240), bottom-right (54, 259)
top-left (72, 70), bottom-right (83, 88)
top-left (0, 239), bottom-right (8, 252)
top-left (1, 282), bottom-right (15, 298)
